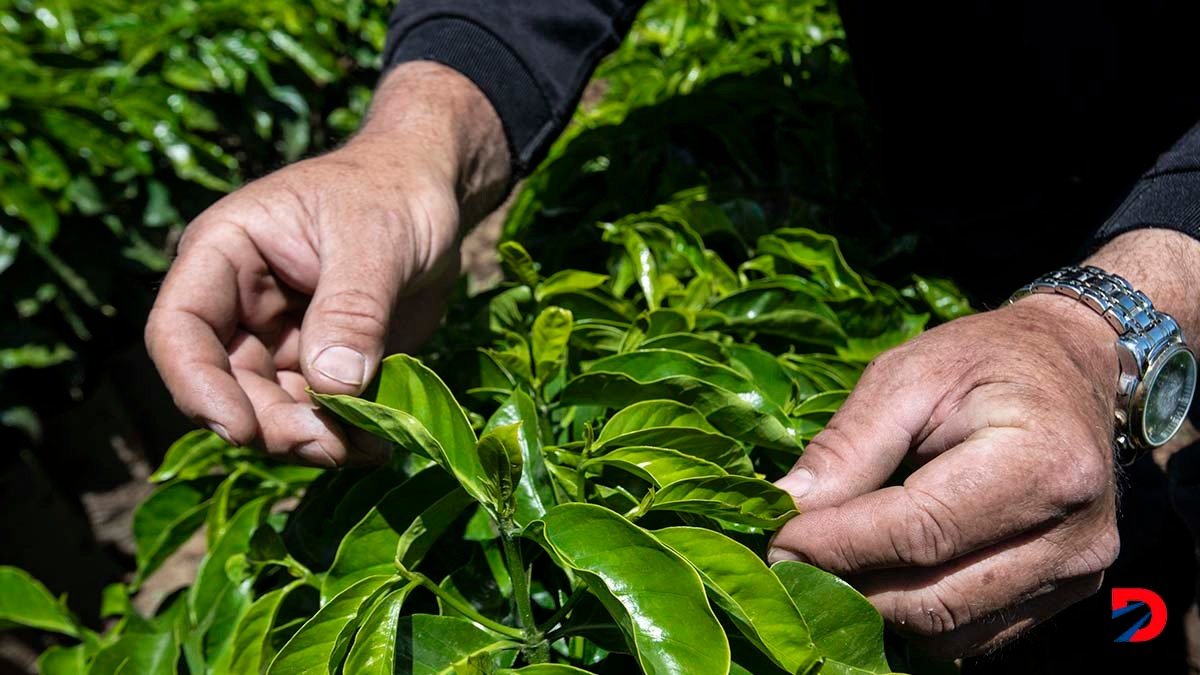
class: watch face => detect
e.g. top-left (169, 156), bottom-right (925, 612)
top-left (1142, 348), bottom-right (1198, 446)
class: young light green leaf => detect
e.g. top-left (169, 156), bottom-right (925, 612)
top-left (528, 503), bottom-right (729, 675)
top-left (653, 528), bottom-right (819, 674)
top-left (483, 390), bottom-right (554, 525)
top-left (565, 350), bottom-right (800, 452)
top-left (584, 445), bottom-right (727, 486)
top-left (394, 614), bottom-right (519, 674)
top-left (499, 240), bottom-right (539, 287)
top-left (604, 224), bottom-right (662, 309)
top-left (650, 476), bottom-right (797, 528)
top-left (772, 561), bottom-right (891, 674)
top-left (149, 429), bottom-right (229, 482)
top-left (323, 469), bottom-right (470, 602)
top-left (532, 306), bottom-right (573, 384)
top-left (267, 575), bottom-right (394, 675)
top-left (0, 566), bottom-right (78, 636)
top-left (342, 583), bottom-right (419, 674)
top-left (476, 423), bottom-right (525, 522)
top-left (535, 270), bottom-right (609, 303)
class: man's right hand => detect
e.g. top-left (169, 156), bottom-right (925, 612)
top-left (145, 62), bottom-right (510, 466)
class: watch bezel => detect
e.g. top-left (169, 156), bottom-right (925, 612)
top-left (1128, 343), bottom-right (1198, 448)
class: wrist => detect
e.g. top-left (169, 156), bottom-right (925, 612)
top-left (351, 61), bottom-right (511, 226)
top-left (1084, 229), bottom-right (1200, 345)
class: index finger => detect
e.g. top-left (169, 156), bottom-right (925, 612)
top-left (145, 227), bottom-right (257, 444)
top-left (769, 426), bottom-right (1089, 574)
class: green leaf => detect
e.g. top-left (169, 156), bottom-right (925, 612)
top-left (536, 270), bottom-right (609, 302)
top-left (912, 275), bottom-right (973, 321)
top-left (595, 399), bottom-right (751, 475)
top-left (150, 430), bottom-right (228, 482)
top-left (314, 354), bottom-right (487, 505)
top-left (133, 478), bottom-right (219, 584)
top-left (0, 566), bottom-right (78, 636)
top-left (653, 528), bottom-right (818, 674)
top-left (342, 583), bottom-right (419, 674)
top-left (772, 561), bottom-right (891, 674)
top-left (529, 503), bottom-right (729, 675)
top-left (482, 390), bottom-right (554, 525)
top-left (650, 476), bottom-right (797, 528)
top-left (189, 496), bottom-right (271, 631)
top-left (499, 241), bottom-right (539, 287)
top-left (496, 662), bottom-right (595, 667)
top-left (835, 312), bottom-right (928, 364)
top-left (476, 423), bottom-right (525, 521)
top-left (268, 575), bottom-right (394, 675)
top-left (323, 469), bottom-right (470, 601)
top-left (87, 630), bottom-right (177, 675)
top-left (708, 284), bottom-right (845, 345)
top-left (37, 644), bottom-right (87, 675)
top-left (215, 581), bottom-right (304, 675)
top-left (757, 228), bottom-right (871, 300)
top-left (584, 445), bottom-right (727, 485)
top-left (532, 306), bottom-right (574, 384)
top-left (565, 350), bottom-right (800, 452)
top-left (792, 390), bottom-right (848, 417)
top-left (393, 614), bottom-right (518, 674)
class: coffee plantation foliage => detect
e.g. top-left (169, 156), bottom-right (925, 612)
top-left (0, 204), bottom-right (969, 673)
top-left (0, 0), bottom-right (977, 672)
top-left (0, 0), bottom-right (389, 432)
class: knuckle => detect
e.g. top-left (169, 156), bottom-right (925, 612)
top-left (889, 489), bottom-right (960, 566)
top-left (316, 288), bottom-right (390, 340)
top-left (1045, 449), bottom-right (1110, 510)
top-left (891, 585), bottom-right (970, 638)
top-left (1066, 526), bottom-right (1120, 577)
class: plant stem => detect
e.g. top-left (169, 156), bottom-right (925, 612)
top-left (538, 586), bottom-right (586, 634)
top-left (501, 527), bottom-right (549, 663)
top-left (399, 568), bottom-right (524, 640)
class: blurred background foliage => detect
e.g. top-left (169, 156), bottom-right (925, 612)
top-left (0, 0), bottom-right (391, 438)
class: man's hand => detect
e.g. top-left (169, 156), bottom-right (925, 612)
top-left (769, 229), bottom-right (1200, 657)
top-left (145, 62), bottom-right (509, 466)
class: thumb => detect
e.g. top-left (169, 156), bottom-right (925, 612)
top-left (300, 230), bottom-right (411, 395)
top-left (775, 357), bottom-right (935, 511)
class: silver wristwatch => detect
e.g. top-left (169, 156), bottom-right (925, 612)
top-left (1011, 265), bottom-right (1197, 452)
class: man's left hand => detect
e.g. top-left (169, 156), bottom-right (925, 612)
top-left (769, 229), bottom-right (1200, 657)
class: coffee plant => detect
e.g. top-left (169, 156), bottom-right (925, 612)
top-left (1, 0), bottom-right (975, 672)
top-left (0, 187), bottom-right (970, 672)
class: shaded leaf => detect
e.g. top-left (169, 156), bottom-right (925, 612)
top-left (0, 566), bottom-right (78, 636)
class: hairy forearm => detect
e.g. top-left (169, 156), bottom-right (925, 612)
top-left (1085, 229), bottom-right (1200, 344)
top-left (351, 61), bottom-right (511, 225)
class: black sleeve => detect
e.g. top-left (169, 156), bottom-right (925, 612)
top-left (1095, 122), bottom-right (1200, 245)
top-left (383, 1), bottom-right (646, 176)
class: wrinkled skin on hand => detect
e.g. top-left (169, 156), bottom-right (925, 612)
top-left (770, 292), bottom-right (1122, 658)
top-left (145, 62), bottom-right (508, 466)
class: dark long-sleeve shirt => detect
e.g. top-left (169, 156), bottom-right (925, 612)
top-left (383, 1), bottom-right (1200, 301)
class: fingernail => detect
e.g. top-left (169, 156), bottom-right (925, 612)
top-left (313, 346), bottom-right (366, 386)
top-left (296, 441), bottom-right (338, 468)
top-left (776, 467), bottom-right (814, 499)
top-left (208, 422), bottom-right (233, 445)
top-left (767, 547), bottom-right (803, 565)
